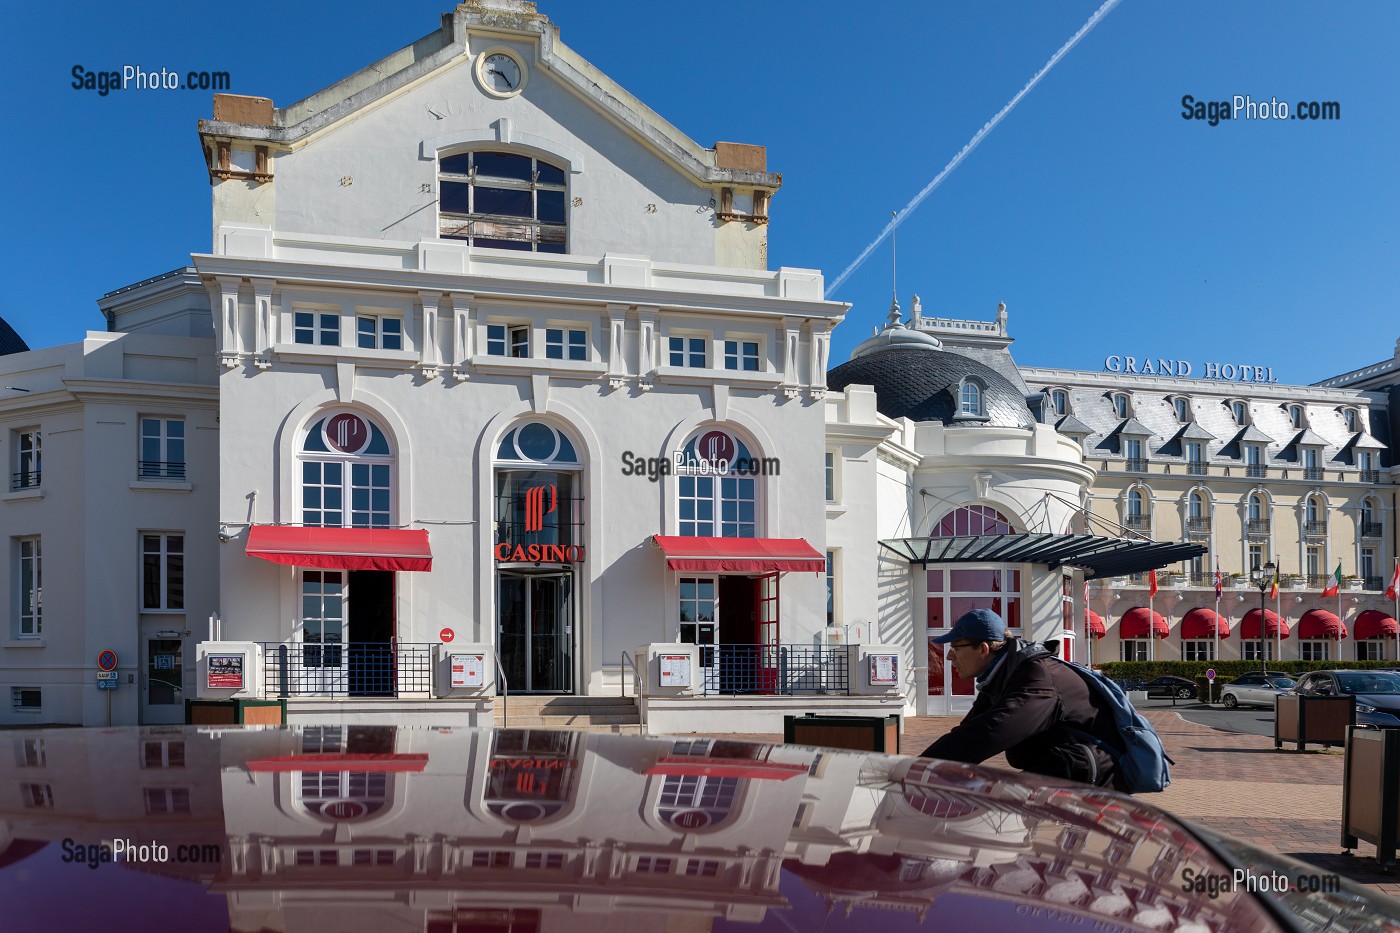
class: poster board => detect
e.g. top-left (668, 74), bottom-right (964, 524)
top-left (207, 654), bottom-right (245, 689)
top-left (868, 654), bottom-right (898, 686)
top-left (659, 654), bottom-right (692, 688)
top-left (450, 653), bottom-right (486, 688)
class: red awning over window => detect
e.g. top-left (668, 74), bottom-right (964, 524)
top-left (1180, 607), bottom-right (1229, 640)
top-left (246, 526), bottom-right (432, 572)
top-left (1086, 610), bottom-right (1106, 638)
top-left (1239, 608), bottom-right (1290, 640)
top-left (246, 753), bottom-right (429, 773)
top-left (1119, 607), bottom-right (1168, 639)
top-left (651, 536), bottom-right (825, 574)
top-left (1298, 609), bottom-right (1347, 640)
top-left (643, 757), bottom-right (808, 781)
top-left (1356, 610), bottom-right (1400, 640)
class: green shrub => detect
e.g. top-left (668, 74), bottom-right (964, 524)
top-left (1096, 659), bottom-right (1392, 681)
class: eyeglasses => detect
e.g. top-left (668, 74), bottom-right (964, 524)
top-left (948, 641), bottom-right (978, 652)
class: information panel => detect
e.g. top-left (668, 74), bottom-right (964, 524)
top-left (450, 653), bottom-right (486, 688)
top-left (207, 654), bottom-right (245, 689)
top-left (659, 654), bottom-right (692, 688)
top-left (868, 654), bottom-right (899, 686)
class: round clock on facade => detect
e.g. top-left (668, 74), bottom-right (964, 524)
top-left (476, 49), bottom-right (526, 97)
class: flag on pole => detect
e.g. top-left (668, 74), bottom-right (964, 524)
top-left (1214, 561), bottom-right (1223, 600)
top-left (1269, 566), bottom-right (1278, 600)
top-left (1321, 563), bottom-right (1343, 598)
top-left (1386, 562), bottom-right (1400, 601)
top-left (1148, 569), bottom-right (1158, 598)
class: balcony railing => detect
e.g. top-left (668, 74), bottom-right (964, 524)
top-left (1186, 461), bottom-right (1208, 476)
top-left (1245, 464), bottom-right (1268, 478)
top-left (138, 460), bottom-right (187, 480)
top-left (1186, 517), bottom-right (1211, 535)
top-left (1124, 458), bottom-right (1148, 473)
top-left (699, 644), bottom-right (850, 696)
top-left (1245, 519), bottom-right (1271, 536)
top-left (260, 641), bottom-right (434, 697)
top-left (1361, 470), bottom-right (1381, 484)
top-left (1306, 574), bottom-right (1332, 588)
top-left (9, 470), bottom-right (40, 491)
top-left (1364, 576), bottom-right (1385, 592)
top-left (1303, 467), bottom-right (1325, 481)
top-left (1124, 516), bottom-right (1151, 532)
top-left (1361, 522), bottom-right (1384, 539)
top-left (1189, 573), bottom-right (1214, 586)
top-left (1302, 521), bottom-right (1328, 537)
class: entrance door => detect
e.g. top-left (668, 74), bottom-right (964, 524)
top-left (348, 570), bottom-right (395, 697)
top-left (143, 637), bottom-right (184, 724)
top-left (717, 576), bottom-right (758, 693)
top-left (755, 573), bottom-right (780, 693)
top-left (498, 572), bottom-right (573, 693)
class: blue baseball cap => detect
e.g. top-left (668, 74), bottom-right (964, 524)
top-left (930, 608), bottom-right (1007, 645)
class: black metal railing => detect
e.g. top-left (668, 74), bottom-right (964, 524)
top-left (1303, 467), bottom-right (1325, 481)
top-left (1124, 458), bottom-right (1148, 473)
top-left (1186, 461), bottom-right (1208, 476)
top-left (138, 460), bottom-right (187, 480)
top-left (259, 642), bottom-right (434, 697)
top-left (699, 644), bottom-right (850, 696)
top-left (1189, 573), bottom-right (1214, 587)
top-left (1124, 516), bottom-right (1151, 532)
top-left (9, 470), bottom-right (40, 490)
top-left (1245, 464), bottom-right (1268, 478)
top-left (1186, 517), bottom-right (1211, 535)
top-left (1306, 574), bottom-right (1332, 588)
top-left (1364, 576), bottom-right (1385, 592)
top-left (1302, 521), bottom-right (1328, 537)
top-left (1245, 519), bottom-right (1271, 536)
top-left (1361, 522), bottom-right (1384, 539)
top-left (1361, 470), bottom-right (1381, 484)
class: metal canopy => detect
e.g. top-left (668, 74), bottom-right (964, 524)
top-left (879, 533), bottom-right (1207, 580)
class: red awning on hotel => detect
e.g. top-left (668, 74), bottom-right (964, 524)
top-left (651, 536), bottom-right (825, 574)
top-left (246, 753), bottom-right (429, 773)
top-left (1298, 609), bottom-right (1347, 640)
top-left (1180, 607), bottom-right (1229, 640)
top-left (1356, 610), bottom-right (1400, 640)
top-left (1240, 608), bottom-right (1290, 640)
top-left (1120, 607), bottom-right (1168, 639)
top-left (643, 756), bottom-right (809, 781)
top-left (1086, 610), bottom-right (1106, 638)
top-left (246, 526), bottom-right (432, 572)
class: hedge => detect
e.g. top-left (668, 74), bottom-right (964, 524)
top-left (1097, 660), bottom-right (1395, 681)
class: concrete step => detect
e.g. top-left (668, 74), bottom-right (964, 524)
top-left (498, 711), bottom-right (641, 726)
top-left (497, 718), bottom-right (644, 734)
top-left (496, 695), bottom-right (641, 729)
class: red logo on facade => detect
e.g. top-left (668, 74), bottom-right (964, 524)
top-left (696, 430), bottom-right (736, 467)
top-left (325, 413), bottom-right (370, 454)
top-left (523, 484), bottom-right (557, 533)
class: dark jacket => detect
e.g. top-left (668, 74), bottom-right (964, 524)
top-left (921, 639), bottom-right (1123, 787)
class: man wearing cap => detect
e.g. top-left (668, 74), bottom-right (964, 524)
top-left (921, 608), bottom-right (1121, 787)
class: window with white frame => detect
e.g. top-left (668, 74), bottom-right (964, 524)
top-left (438, 150), bottom-right (567, 252)
top-left (13, 429), bottom-right (40, 490)
top-left (16, 537), bottom-right (40, 637)
top-left (143, 787), bottom-right (192, 815)
top-left (1357, 641), bottom-right (1384, 661)
top-left (675, 431), bottom-right (759, 538)
top-left (300, 413), bottom-right (394, 528)
top-left (1121, 640), bottom-right (1149, 662)
top-left (959, 380), bottom-right (982, 416)
top-left (1173, 398), bottom-right (1190, 422)
top-left (1242, 641), bottom-right (1275, 661)
top-left (1345, 408), bottom-right (1358, 432)
top-left (824, 451), bottom-right (837, 502)
top-left (142, 740), bottom-right (186, 769)
top-left (826, 550), bottom-right (838, 626)
top-left (300, 571), bottom-right (344, 669)
top-left (1112, 394), bottom-right (1129, 418)
top-left (1248, 542), bottom-right (1265, 570)
top-left (1185, 441), bottom-right (1204, 466)
top-left (724, 339), bottom-right (759, 372)
top-left (1306, 545), bottom-right (1322, 578)
top-left (1232, 400), bottom-right (1248, 425)
top-left (1299, 641), bottom-right (1330, 661)
top-left (485, 324), bottom-right (530, 358)
top-left (356, 314), bottom-right (402, 351)
top-left (669, 336), bottom-right (707, 368)
top-left (1124, 437), bottom-right (1143, 462)
top-left (1182, 640), bottom-right (1214, 661)
top-left (294, 310), bottom-right (341, 346)
top-left (1289, 405), bottom-right (1304, 429)
top-left (16, 736), bottom-right (45, 767)
top-left (1361, 548), bottom-right (1377, 585)
top-left (21, 782), bottom-right (52, 808)
top-left (1245, 444), bottom-right (1263, 467)
top-left (545, 327), bottom-right (587, 361)
top-left (11, 686), bottom-right (41, 713)
top-left (1359, 450), bottom-right (1375, 473)
top-left (141, 534), bottom-right (184, 611)
top-left (139, 417), bottom-right (186, 480)
top-left (1049, 389), bottom-right (1068, 416)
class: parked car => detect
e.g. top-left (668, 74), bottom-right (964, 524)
top-left (1292, 669), bottom-right (1400, 728)
top-left (1221, 672), bottom-right (1298, 708)
top-left (1114, 675), bottom-right (1198, 699)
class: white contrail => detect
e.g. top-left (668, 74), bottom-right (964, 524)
top-left (825, 0), bottom-right (1124, 299)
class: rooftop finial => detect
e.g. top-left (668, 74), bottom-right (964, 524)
top-left (889, 210), bottom-right (899, 317)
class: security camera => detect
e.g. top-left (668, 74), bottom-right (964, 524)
top-left (218, 528), bottom-right (236, 543)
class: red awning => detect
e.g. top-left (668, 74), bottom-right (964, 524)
top-left (246, 753), bottom-right (429, 773)
top-left (1086, 610), bottom-right (1106, 638)
top-left (1239, 608), bottom-right (1290, 640)
top-left (246, 526), bottom-right (432, 572)
top-left (1356, 610), bottom-right (1400, 640)
top-left (1120, 607), bottom-right (1168, 639)
top-left (651, 535), bottom-right (825, 573)
top-left (1180, 607), bottom-right (1229, 640)
top-left (1298, 609), bottom-right (1347, 640)
top-left (643, 756), bottom-right (808, 781)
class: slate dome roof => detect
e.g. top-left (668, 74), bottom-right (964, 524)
top-left (828, 345), bottom-right (1036, 428)
top-left (0, 315), bottom-right (29, 356)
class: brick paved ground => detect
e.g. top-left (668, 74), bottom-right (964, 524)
top-left (704, 707), bottom-right (1400, 897)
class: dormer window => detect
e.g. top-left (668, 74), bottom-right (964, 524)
top-left (957, 378), bottom-right (986, 418)
top-left (1047, 389), bottom-right (1069, 416)
top-left (1173, 397), bottom-right (1190, 422)
top-left (1231, 400), bottom-right (1248, 425)
top-left (1112, 394), bottom-right (1129, 419)
top-left (1344, 408), bottom-right (1358, 432)
top-left (439, 151), bottom-right (567, 253)
top-left (1288, 405), bottom-right (1305, 429)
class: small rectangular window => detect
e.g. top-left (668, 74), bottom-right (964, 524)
top-left (143, 787), bottom-right (192, 814)
top-left (486, 324), bottom-right (507, 356)
top-left (356, 315), bottom-right (403, 351)
top-left (824, 451), bottom-right (836, 502)
top-left (11, 687), bottom-right (41, 712)
top-left (545, 328), bottom-right (587, 361)
top-left (669, 336), bottom-right (706, 368)
top-left (723, 340), bottom-right (759, 371)
top-left (12, 429), bottom-right (41, 490)
top-left (16, 737), bottom-right (45, 767)
top-left (139, 418), bottom-right (186, 480)
top-left (825, 550), bottom-right (837, 626)
top-left (510, 326), bottom-right (530, 359)
top-left (294, 311), bottom-right (340, 346)
top-left (21, 782), bottom-right (53, 808)
top-left (142, 534), bottom-right (185, 611)
top-left (142, 741), bottom-right (186, 769)
top-left (16, 538), bottom-right (41, 637)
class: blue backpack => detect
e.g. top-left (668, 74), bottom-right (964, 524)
top-left (1050, 657), bottom-right (1173, 794)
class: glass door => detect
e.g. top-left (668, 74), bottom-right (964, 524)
top-left (142, 637), bottom-right (184, 725)
top-left (498, 572), bottom-right (573, 694)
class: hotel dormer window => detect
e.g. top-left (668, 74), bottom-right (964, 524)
top-left (1111, 393), bottom-right (1129, 418)
top-left (1288, 404), bottom-right (1305, 429)
top-left (1048, 389), bottom-right (1069, 416)
top-left (439, 151), bottom-right (567, 253)
top-left (1172, 397), bottom-right (1190, 422)
top-left (1231, 400), bottom-right (1248, 425)
top-left (1344, 408), bottom-right (1358, 431)
top-left (959, 379), bottom-right (984, 416)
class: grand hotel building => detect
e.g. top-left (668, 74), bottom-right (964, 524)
top-left (0, 1), bottom-right (1394, 727)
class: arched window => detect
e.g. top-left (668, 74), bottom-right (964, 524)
top-left (1248, 494), bottom-right (1264, 521)
top-left (1173, 398), bottom-right (1190, 422)
top-left (494, 423), bottom-right (581, 548)
top-left (1289, 405), bottom-right (1305, 429)
top-left (1345, 408), bottom-right (1358, 432)
top-left (1188, 491), bottom-right (1205, 519)
top-left (960, 381), bottom-right (982, 416)
top-left (1305, 496), bottom-right (1322, 524)
top-left (1049, 389), bottom-right (1068, 416)
top-left (675, 428), bottom-right (761, 538)
top-left (300, 412), bottom-right (395, 528)
top-left (438, 151), bottom-right (567, 253)
top-left (1362, 498), bottom-right (1377, 527)
top-left (1231, 401), bottom-right (1248, 425)
top-left (1112, 394), bottom-right (1129, 418)
top-left (930, 506), bottom-right (1013, 538)
top-left (1127, 489), bottom-right (1146, 518)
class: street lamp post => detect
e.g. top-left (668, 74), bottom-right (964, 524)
top-left (1251, 561), bottom-right (1276, 675)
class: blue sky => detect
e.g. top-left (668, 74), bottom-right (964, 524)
top-left (3, 1), bottom-right (1397, 384)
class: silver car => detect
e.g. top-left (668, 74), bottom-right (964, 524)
top-left (1222, 672), bottom-right (1297, 708)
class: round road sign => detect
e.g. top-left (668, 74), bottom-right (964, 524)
top-left (97, 650), bottom-right (118, 672)
top-left (1205, 668), bottom-right (1216, 681)
top-left (440, 628), bottom-right (455, 643)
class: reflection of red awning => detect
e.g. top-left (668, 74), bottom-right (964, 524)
top-left (644, 756), bottom-right (808, 781)
top-left (246, 753), bottom-right (429, 773)
top-left (246, 526), bottom-right (432, 572)
top-left (1356, 610), bottom-right (1400, 640)
top-left (1086, 611), bottom-right (1105, 638)
top-left (1240, 609), bottom-right (1290, 640)
top-left (1120, 607), bottom-right (1168, 639)
top-left (1298, 609), bottom-right (1347, 640)
top-left (651, 536), bottom-right (825, 574)
top-left (1180, 607), bottom-right (1229, 640)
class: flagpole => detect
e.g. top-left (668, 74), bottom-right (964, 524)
top-left (1393, 557), bottom-right (1399, 662)
top-left (1149, 588), bottom-right (1155, 662)
top-left (1213, 590), bottom-right (1221, 704)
